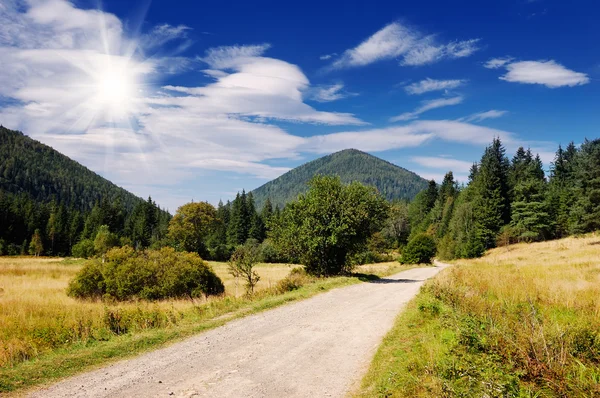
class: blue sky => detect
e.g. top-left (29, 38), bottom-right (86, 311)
top-left (0, 0), bottom-right (598, 211)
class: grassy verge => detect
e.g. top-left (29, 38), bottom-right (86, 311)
top-left (0, 258), bottom-right (409, 395)
top-left (357, 234), bottom-right (600, 397)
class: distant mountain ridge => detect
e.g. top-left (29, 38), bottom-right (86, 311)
top-left (0, 126), bottom-right (147, 212)
top-left (251, 149), bottom-right (429, 209)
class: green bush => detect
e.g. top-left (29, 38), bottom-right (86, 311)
top-left (400, 233), bottom-right (437, 264)
top-left (275, 267), bottom-right (311, 293)
top-left (67, 246), bottom-right (224, 300)
top-left (72, 239), bottom-right (95, 258)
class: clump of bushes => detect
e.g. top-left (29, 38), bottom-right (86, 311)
top-left (275, 267), bottom-right (313, 293)
top-left (67, 246), bottom-right (224, 300)
top-left (400, 233), bottom-right (437, 264)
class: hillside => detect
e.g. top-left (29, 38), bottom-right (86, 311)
top-left (251, 149), bottom-right (428, 208)
top-left (0, 126), bottom-right (144, 212)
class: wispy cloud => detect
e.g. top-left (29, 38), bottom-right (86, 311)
top-left (319, 53), bottom-right (337, 60)
top-left (411, 156), bottom-right (473, 172)
top-left (484, 57), bottom-right (514, 69)
top-left (486, 57), bottom-right (589, 88)
top-left (140, 24), bottom-right (191, 50)
top-left (301, 119), bottom-right (554, 159)
top-left (459, 109), bottom-right (508, 122)
top-left (331, 22), bottom-right (479, 69)
top-left (308, 83), bottom-right (357, 102)
top-left (404, 78), bottom-right (466, 95)
top-left (390, 96), bottom-right (464, 122)
top-left (199, 44), bottom-right (271, 69)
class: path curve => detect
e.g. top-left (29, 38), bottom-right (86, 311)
top-left (30, 264), bottom-right (447, 398)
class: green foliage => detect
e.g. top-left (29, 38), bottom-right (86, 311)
top-left (0, 127), bottom-right (170, 256)
top-left (93, 225), bottom-right (119, 258)
top-left (228, 240), bottom-right (262, 295)
top-left (168, 201), bottom-right (219, 257)
top-left (570, 139), bottom-right (600, 233)
top-left (400, 234), bottom-right (436, 264)
top-left (71, 239), bottom-right (95, 258)
top-left (28, 229), bottom-right (43, 256)
top-left (271, 175), bottom-right (389, 275)
top-left (381, 201), bottom-right (411, 248)
top-left (251, 148), bottom-right (428, 209)
top-left (67, 246), bottom-right (225, 300)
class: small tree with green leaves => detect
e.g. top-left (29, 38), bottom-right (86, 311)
top-left (270, 175), bottom-right (389, 276)
top-left (94, 225), bottom-right (118, 262)
top-left (29, 229), bottom-right (44, 257)
top-left (228, 240), bottom-right (261, 296)
top-left (400, 234), bottom-right (437, 264)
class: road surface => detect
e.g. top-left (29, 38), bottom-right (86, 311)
top-left (30, 264), bottom-right (446, 398)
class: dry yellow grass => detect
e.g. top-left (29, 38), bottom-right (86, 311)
top-left (358, 233), bottom-right (600, 397)
top-left (0, 256), bottom-right (406, 372)
top-left (0, 257), bottom-right (298, 369)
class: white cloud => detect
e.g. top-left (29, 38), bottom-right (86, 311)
top-left (302, 120), bottom-right (556, 165)
top-left (319, 53), bottom-right (336, 60)
top-left (499, 60), bottom-right (590, 88)
top-left (459, 109), bottom-right (508, 122)
top-left (404, 78), bottom-right (465, 95)
top-left (331, 22), bottom-right (479, 69)
top-left (140, 24), bottom-right (191, 49)
top-left (0, 0), bottom-right (369, 209)
top-left (411, 156), bottom-right (473, 172)
top-left (390, 96), bottom-right (464, 122)
top-left (484, 57), bottom-right (514, 69)
top-left (308, 83), bottom-right (357, 102)
top-left (199, 44), bottom-right (271, 69)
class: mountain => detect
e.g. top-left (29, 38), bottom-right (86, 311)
top-left (251, 149), bottom-right (429, 209)
top-left (0, 126), bottom-right (171, 256)
top-left (0, 126), bottom-right (144, 212)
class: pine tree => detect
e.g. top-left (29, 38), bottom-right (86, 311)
top-left (472, 138), bottom-right (511, 249)
top-left (569, 139), bottom-right (600, 233)
top-left (510, 151), bottom-right (551, 241)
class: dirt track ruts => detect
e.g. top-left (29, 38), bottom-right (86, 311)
top-left (30, 263), bottom-right (447, 398)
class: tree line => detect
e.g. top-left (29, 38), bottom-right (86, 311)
top-left (2, 133), bottom-right (599, 274)
top-left (0, 194), bottom-right (170, 256)
top-left (398, 137), bottom-right (600, 260)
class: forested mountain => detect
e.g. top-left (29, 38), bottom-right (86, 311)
top-left (251, 149), bottom-right (428, 208)
top-left (0, 126), bottom-right (170, 256)
top-left (1, 126), bottom-right (142, 212)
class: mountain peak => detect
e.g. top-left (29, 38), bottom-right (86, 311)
top-left (251, 150), bottom-right (428, 209)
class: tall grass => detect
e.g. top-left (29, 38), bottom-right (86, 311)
top-left (358, 234), bottom-right (600, 397)
top-left (0, 256), bottom-right (407, 393)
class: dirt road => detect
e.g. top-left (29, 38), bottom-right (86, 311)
top-left (30, 264), bottom-right (446, 398)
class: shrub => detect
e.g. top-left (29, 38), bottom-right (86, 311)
top-left (66, 261), bottom-right (104, 298)
top-left (259, 239), bottom-right (287, 263)
top-left (400, 233), bottom-right (437, 264)
top-left (67, 246), bottom-right (224, 301)
top-left (72, 239), bottom-right (95, 258)
top-left (275, 267), bottom-right (312, 293)
top-left (228, 241), bottom-right (261, 295)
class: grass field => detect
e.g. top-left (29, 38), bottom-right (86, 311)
top-left (0, 256), bottom-right (407, 394)
top-left (357, 234), bottom-right (600, 397)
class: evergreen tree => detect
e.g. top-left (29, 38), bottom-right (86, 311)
top-left (569, 139), bottom-right (600, 233)
top-left (472, 138), bottom-right (511, 249)
top-left (510, 152), bottom-right (552, 241)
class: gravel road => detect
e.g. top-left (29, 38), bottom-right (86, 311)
top-left (30, 264), bottom-right (446, 398)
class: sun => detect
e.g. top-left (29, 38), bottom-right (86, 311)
top-left (88, 58), bottom-right (143, 121)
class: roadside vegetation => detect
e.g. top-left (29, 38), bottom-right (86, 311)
top-left (0, 255), bottom-right (408, 394)
top-left (357, 234), bottom-right (600, 397)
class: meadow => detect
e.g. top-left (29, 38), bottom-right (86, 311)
top-left (0, 256), bottom-right (406, 393)
top-left (357, 234), bottom-right (600, 397)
